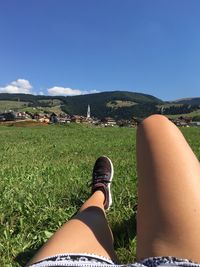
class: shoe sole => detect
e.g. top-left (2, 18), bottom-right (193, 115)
top-left (102, 155), bottom-right (114, 209)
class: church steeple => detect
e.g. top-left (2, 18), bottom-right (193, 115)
top-left (87, 105), bottom-right (91, 119)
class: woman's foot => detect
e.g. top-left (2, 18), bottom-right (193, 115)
top-left (91, 156), bottom-right (114, 210)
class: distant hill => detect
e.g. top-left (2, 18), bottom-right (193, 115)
top-left (159, 97), bottom-right (200, 117)
top-left (0, 91), bottom-right (163, 119)
top-left (61, 91), bottom-right (163, 119)
top-left (0, 91), bottom-right (200, 119)
top-left (173, 97), bottom-right (200, 105)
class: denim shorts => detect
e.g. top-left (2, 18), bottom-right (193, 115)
top-left (29, 253), bottom-right (200, 267)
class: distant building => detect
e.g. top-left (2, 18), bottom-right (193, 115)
top-left (169, 116), bottom-right (192, 127)
top-left (85, 104), bottom-right (94, 123)
top-left (15, 112), bottom-right (27, 120)
top-left (71, 115), bottom-right (82, 123)
top-left (65, 117), bottom-right (71, 123)
top-left (190, 121), bottom-right (200, 127)
top-left (101, 117), bottom-right (116, 126)
top-left (50, 113), bottom-right (58, 123)
top-left (0, 114), bottom-right (6, 121)
top-left (130, 117), bottom-right (140, 127)
top-left (87, 105), bottom-right (91, 119)
top-left (117, 120), bottom-right (130, 127)
top-left (0, 112), bottom-right (16, 121)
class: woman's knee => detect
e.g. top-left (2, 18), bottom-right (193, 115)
top-left (142, 114), bottom-right (169, 126)
top-left (137, 114), bottom-right (170, 133)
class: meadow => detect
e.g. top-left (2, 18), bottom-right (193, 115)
top-left (0, 101), bottom-right (29, 112)
top-left (0, 123), bottom-right (200, 266)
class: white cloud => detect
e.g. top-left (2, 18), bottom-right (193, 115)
top-left (47, 87), bottom-right (99, 96)
top-left (0, 79), bottom-right (99, 96)
top-left (82, 89), bottom-right (99, 94)
top-left (48, 86), bottom-right (82, 96)
top-left (0, 79), bottom-right (32, 94)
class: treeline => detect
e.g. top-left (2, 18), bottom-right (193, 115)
top-left (163, 104), bottom-right (200, 115)
top-left (107, 103), bottom-right (159, 119)
top-left (1, 92), bottom-right (200, 120)
top-left (61, 102), bottom-right (160, 119)
top-left (60, 91), bottom-right (163, 119)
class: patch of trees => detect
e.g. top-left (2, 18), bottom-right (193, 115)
top-left (110, 103), bottom-right (159, 119)
top-left (163, 104), bottom-right (199, 115)
top-left (60, 91), bottom-right (163, 119)
top-left (61, 102), bottom-right (160, 120)
top-left (192, 115), bottom-right (200, 121)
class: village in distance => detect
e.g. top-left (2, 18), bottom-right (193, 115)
top-left (0, 103), bottom-right (200, 128)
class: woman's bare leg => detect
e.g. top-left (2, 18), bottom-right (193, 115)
top-left (28, 190), bottom-right (118, 266)
top-left (136, 114), bottom-right (200, 262)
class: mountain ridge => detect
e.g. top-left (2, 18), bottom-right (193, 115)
top-left (0, 91), bottom-right (200, 119)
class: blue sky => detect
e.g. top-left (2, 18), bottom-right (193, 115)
top-left (0, 0), bottom-right (200, 100)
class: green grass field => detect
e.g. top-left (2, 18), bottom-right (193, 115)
top-left (0, 101), bottom-right (29, 112)
top-left (0, 100), bottom-right (63, 114)
top-left (0, 124), bottom-right (200, 266)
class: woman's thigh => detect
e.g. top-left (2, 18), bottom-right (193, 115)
top-left (136, 115), bottom-right (200, 262)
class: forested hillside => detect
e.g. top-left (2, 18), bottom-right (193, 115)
top-left (0, 91), bottom-right (163, 119)
top-left (0, 91), bottom-right (200, 119)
